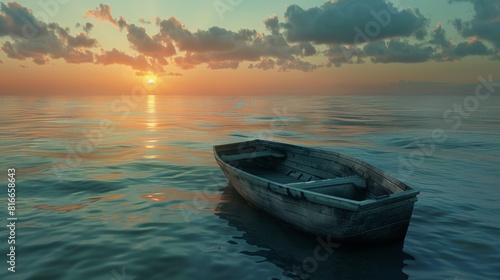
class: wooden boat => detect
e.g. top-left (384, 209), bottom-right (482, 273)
top-left (213, 139), bottom-right (419, 244)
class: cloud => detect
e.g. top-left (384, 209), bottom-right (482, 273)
top-left (276, 57), bottom-right (318, 72)
top-left (135, 71), bottom-right (183, 77)
top-left (85, 4), bottom-right (118, 27)
top-left (364, 39), bottom-right (434, 63)
top-left (2, 41), bottom-right (27, 60)
top-left (1, 27), bottom-right (96, 65)
top-left (159, 15), bottom-right (318, 71)
top-left (67, 33), bottom-right (97, 48)
top-left (264, 14), bottom-right (280, 35)
top-left (76, 22), bottom-right (94, 33)
top-left (450, 0), bottom-right (500, 47)
top-left (207, 61), bottom-right (239, 70)
top-left (249, 57), bottom-right (317, 72)
top-left (86, 11), bottom-right (176, 65)
top-left (328, 21), bottom-right (493, 66)
top-left (46, 22), bottom-right (97, 46)
top-left (326, 39), bottom-right (433, 66)
top-left (125, 23), bottom-right (176, 63)
top-left (2, 40), bottom-right (47, 64)
top-left (429, 23), bottom-right (452, 49)
top-left (85, 4), bottom-right (127, 30)
top-left (63, 50), bottom-right (93, 64)
top-left (325, 45), bottom-right (364, 67)
top-left (452, 40), bottom-right (490, 56)
top-left (83, 22), bottom-right (94, 33)
top-left (138, 17), bottom-right (151, 25)
top-left (94, 48), bottom-right (153, 71)
top-left (161, 71), bottom-right (183, 77)
top-left (0, 2), bottom-right (48, 37)
top-left (283, 0), bottom-right (428, 45)
top-left (159, 17), bottom-right (256, 53)
top-left (249, 58), bottom-right (276, 70)
top-left (173, 53), bottom-right (243, 70)
top-left (0, 3), bottom-right (97, 65)
top-left (430, 23), bottom-right (491, 61)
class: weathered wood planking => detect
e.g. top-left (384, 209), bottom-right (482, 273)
top-left (259, 140), bottom-right (410, 194)
top-left (287, 176), bottom-right (366, 189)
top-left (214, 139), bottom-right (420, 244)
top-left (221, 150), bottom-right (286, 161)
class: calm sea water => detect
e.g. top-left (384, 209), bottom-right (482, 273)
top-left (0, 94), bottom-right (499, 280)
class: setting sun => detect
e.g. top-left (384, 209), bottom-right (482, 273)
top-left (147, 77), bottom-right (156, 85)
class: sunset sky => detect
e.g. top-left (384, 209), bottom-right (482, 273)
top-left (0, 0), bottom-right (498, 95)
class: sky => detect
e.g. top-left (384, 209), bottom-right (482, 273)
top-left (0, 0), bottom-right (498, 95)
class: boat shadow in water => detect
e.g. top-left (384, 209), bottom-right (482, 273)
top-left (215, 185), bottom-right (415, 280)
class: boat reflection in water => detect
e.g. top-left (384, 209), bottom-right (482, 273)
top-left (215, 185), bottom-right (415, 280)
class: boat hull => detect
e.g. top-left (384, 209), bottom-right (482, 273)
top-left (214, 140), bottom-right (419, 244)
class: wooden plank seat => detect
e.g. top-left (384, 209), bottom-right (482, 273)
top-left (286, 176), bottom-right (366, 189)
top-left (221, 150), bottom-right (286, 162)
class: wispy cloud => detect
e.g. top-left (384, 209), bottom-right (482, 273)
top-left (138, 17), bottom-right (152, 25)
top-left (85, 3), bottom-right (126, 29)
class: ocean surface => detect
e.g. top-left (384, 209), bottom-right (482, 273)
top-left (0, 94), bottom-right (499, 280)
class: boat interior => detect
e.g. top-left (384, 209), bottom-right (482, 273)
top-left (219, 148), bottom-right (391, 201)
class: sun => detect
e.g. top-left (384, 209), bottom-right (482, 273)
top-left (143, 73), bottom-right (159, 89)
top-left (147, 76), bottom-right (156, 85)
top-left (144, 72), bottom-right (157, 85)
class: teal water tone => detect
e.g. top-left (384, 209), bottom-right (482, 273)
top-left (1, 94), bottom-right (499, 280)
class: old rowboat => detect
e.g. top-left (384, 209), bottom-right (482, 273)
top-left (214, 139), bottom-right (419, 244)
